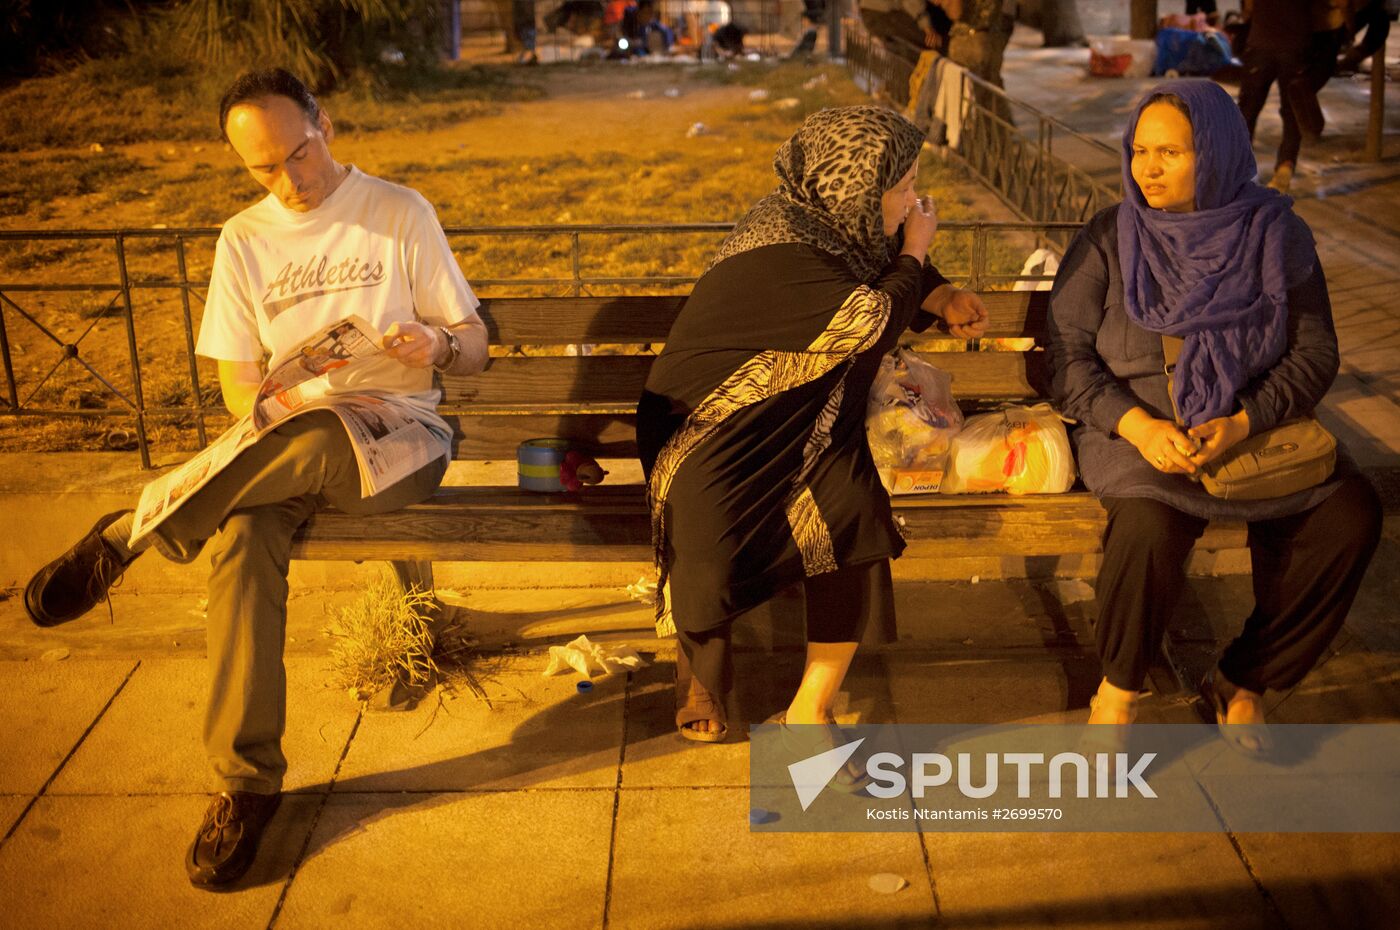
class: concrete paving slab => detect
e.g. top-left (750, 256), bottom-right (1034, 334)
top-left (891, 579), bottom-right (1093, 649)
top-left (618, 652), bottom-right (754, 789)
top-left (1265, 644), bottom-right (1400, 723)
top-left (1231, 833), bottom-right (1400, 929)
top-left (49, 659), bottom-right (359, 795)
top-left (0, 659), bottom-right (135, 793)
top-left (275, 790), bottom-right (614, 929)
top-left (0, 794), bottom-right (318, 929)
top-left (885, 653), bottom-right (1103, 726)
top-left (620, 650), bottom-right (896, 789)
top-left (333, 657), bottom-right (624, 791)
top-left (607, 787), bottom-right (937, 929)
top-left (0, 587), bottom-right (359, 662)
top-left (0, 796), bottom-right (31, 837)
top-left (447, 585), bottom-right (660, 647)
top-left (923, 832), bottom-right (1278, 929)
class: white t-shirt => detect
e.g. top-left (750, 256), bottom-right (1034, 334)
top-left (196, 166), bottom-right (479, 443)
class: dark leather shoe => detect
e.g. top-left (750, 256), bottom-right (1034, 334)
top-left (24, 510), bottom-right (134, 627)
top-left (186, 791), bottom-right (282, 888)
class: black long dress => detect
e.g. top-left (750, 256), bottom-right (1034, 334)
top-left (638, 241), bottom-right (948, 639)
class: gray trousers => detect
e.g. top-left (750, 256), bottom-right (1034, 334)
top-left (149, 410), bottom-right (447, 794)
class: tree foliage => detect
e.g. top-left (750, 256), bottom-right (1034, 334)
top-left (170, 0), bottom-right (448, 90)
top-left (2, 0), bottom-right (449, 90)
top-left (1, 0), bottom-right (162, 78)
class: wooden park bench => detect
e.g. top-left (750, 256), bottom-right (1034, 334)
top-left (288, 289), bottom-right (1249, 686)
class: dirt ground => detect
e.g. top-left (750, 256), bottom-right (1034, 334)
top-left (0, 62), bottom-right (1021, 455)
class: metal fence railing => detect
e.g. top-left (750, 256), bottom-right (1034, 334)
top-left (0, 220), bottom-right (1071, 468)
top-left (844, 26), bottom-right (1121, 240)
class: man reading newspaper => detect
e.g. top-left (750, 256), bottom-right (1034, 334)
top-left (22, 68), bottom-right (488, 888)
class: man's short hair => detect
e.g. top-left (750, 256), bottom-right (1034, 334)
top-left (218, 68), bottom-right (322, 142)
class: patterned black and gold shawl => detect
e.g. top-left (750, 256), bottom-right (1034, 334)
top-left (646, 106), bottom-right (927, 636)
top-left (711, 105), bottom-right (926, 283)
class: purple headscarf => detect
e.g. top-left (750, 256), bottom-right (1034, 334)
top-left (1117, 79), bottom-right (1316, 428)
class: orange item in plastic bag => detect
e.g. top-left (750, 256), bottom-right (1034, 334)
top-left (942, 404), bottom-right (1076, 495)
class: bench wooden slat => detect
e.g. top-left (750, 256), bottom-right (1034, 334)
top-left (448, 409), bottom-right (640, 459)
top-left (474, 291), bottom-right (1050, 345)
top-left (443, 352), bottom-right (1045, 407)
top-left (478, 296), bottom-right (684, 344)
top-left (290, 486), bottom-right (1248, 561)
top-left (442, 356), bottom-right (655, 405)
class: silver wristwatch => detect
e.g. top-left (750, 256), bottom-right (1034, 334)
top-left (433, 326), bottom-right (461, 373)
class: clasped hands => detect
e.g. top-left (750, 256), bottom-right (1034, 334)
top-left (1117, 407), bottom-right (1251, 475)
top-left (922, 283), bottom-right (989, 339)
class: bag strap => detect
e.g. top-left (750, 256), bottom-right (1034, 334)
top-left (1160, 333), bottom-right (1186, 425)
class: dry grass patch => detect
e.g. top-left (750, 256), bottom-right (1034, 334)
top-left (326, 571), bottom-right (487, 705)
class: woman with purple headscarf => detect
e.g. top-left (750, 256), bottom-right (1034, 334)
top-left (1047, 80), bottom-right (1381, 753)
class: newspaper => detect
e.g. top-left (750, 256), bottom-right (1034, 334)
top-left (130, 315), bottom-right (444, 546)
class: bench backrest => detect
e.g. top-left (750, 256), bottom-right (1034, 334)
top-left (442, 291), bottom-right (1053, 460)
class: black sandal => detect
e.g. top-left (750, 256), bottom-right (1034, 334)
top-left (764, 712), bottom-right (871, 793)
top-left (1200, 667), bottom-right (1273, 759)
top-left (674, 648), bottom-right (727, 743)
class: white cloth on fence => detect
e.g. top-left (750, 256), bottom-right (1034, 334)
top-left (932, 58), bottom-right (969, 151)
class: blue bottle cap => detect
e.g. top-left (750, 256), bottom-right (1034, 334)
top-left (749, 808), bottom-right (778, 825)
top-left (576, 680), bottom-right (594, 693)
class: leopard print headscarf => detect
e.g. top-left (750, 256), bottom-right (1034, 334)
top-left (710, 105), bottom-right (925, 283)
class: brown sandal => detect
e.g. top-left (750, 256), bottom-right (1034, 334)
top-left (674, 648), bottom-right (728, 743)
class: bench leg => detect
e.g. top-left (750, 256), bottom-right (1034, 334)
top-left (388, 558), bottom-right (438, 607)
top-left (368, 559), bottom-right (450, 713)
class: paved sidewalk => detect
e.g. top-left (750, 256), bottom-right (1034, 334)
top-left (2, 554), bottom-right (1400, 929)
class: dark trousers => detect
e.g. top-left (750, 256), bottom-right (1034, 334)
top-left (513, 0), bottom-right (537, 51)
top-left (678, 558), bottom-right (896, 699)
top-left (1238, 46), bottom-right (1314, 169)
top-left (1094, 474), bottom-right (1381, 694)
top-left (1238, 30), bottom-right (1342, 170)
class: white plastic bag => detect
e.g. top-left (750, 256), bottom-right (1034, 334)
top-left (866, 348), bottom-right (963, 495)
top-left (1012, 248), bottom-right (1060, 292)
top-left (941, 403), bottom-right (1076, 495)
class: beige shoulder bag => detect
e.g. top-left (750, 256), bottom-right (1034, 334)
top-left (1162, 335), bottom-right (1336, 500)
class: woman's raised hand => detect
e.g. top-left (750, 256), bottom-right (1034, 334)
top-left (901, 196), bottom-right (939, 260)
top-left (1116, 407), bottom-right (1200, 475)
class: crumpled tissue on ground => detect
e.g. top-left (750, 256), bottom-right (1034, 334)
top-left (543, 634), bottom-right (649, 678)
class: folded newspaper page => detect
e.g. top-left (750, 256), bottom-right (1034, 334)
top-left (130, 315), bottom-right (444, 546)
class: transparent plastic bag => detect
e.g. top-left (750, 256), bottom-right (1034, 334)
top-left (866, 348), bottom-right (963, 494)
top-left (941, 403), bottom-right (1076, 495)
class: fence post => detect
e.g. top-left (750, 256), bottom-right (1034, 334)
top-left (0, 292), bottom-right (17, 411)
top-left (1365, 35), bottom-right (1386, 162)
top-left (114, 235), bottom-right (152, 469)
top-left (827, 1), bottom-right (843, 60)
top-left (571, 231), bottom-right (582, 297)
top-left (175, 237), bottom-right (208, 447)
top-left (1040, 120), bottom-right (1053, 227)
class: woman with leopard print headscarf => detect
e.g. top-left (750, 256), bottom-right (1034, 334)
top-left (637, 105), bottom-right (988, 746)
